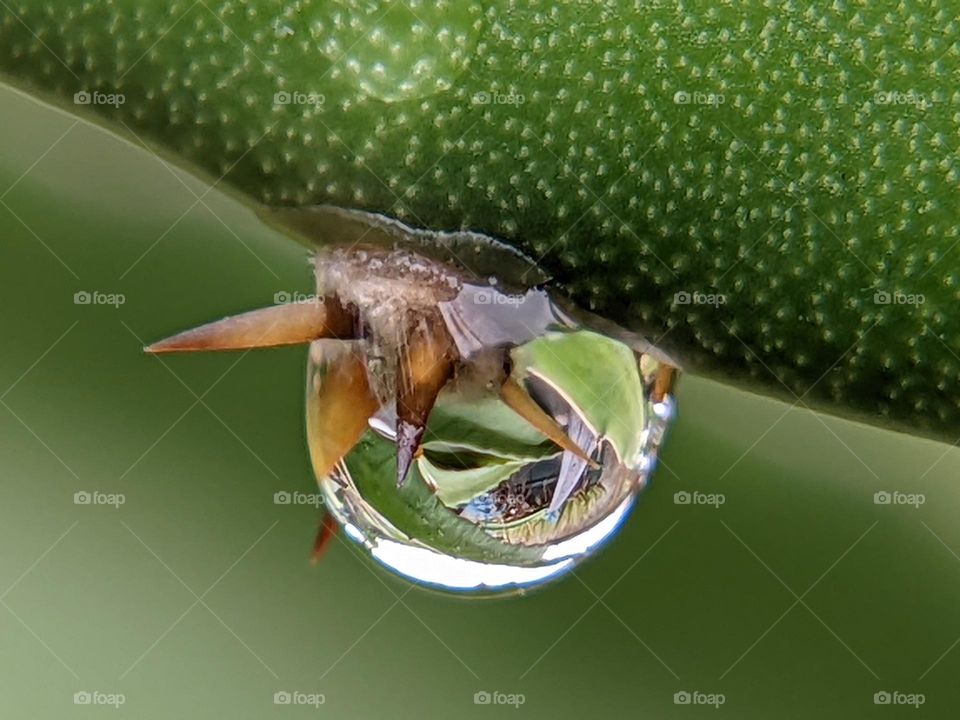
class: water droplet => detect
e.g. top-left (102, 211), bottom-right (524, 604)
top-left (294, 207), bottom-right (678, 594)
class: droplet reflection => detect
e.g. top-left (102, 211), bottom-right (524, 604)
top-left (306, 243), bottom-right (677, 594)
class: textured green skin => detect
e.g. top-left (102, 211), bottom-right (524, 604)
top-left (1, 1), bottom-right (958, 435)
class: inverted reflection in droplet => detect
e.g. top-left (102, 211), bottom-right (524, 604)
top-left (306, 243), bottom-right (678, 594)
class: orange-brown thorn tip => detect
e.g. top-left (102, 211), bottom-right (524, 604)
top-left (144, 297), bottom-right (354, 354)
top-left (652, 366), bottom-right (677, 403)
top-left (500, 377), bottom-right (599, 468)
top-left (306, 347), bottom-right (380, 481)
top-left (311, 512), bottom-right (339, 566)
top-left (396, 324), bottom-right (456, 487)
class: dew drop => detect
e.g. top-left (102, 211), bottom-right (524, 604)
top-left (289, 206), bottom-right (679, 594)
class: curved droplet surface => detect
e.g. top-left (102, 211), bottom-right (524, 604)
top-left (299, 223), bottom-right (678, 594)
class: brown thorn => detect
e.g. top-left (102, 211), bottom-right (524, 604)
top-left (306, 346), bottom-right (379, 481)
top-left (145, 297), bottom-right (355, 353)
top-left (652, 365), bottom-right (677, 403)
top-left (500, 376), bottom-right (598, 468)
top-left (395, 321), bottom-right (455, 487)
top-left (310, 512), bottom-right (339, 565)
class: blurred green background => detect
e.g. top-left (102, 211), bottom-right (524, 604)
top-left (2, 82), bottom-right (960, 718)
